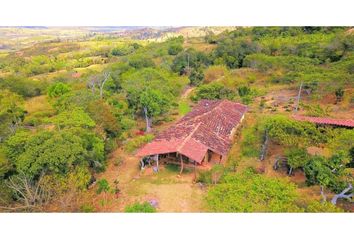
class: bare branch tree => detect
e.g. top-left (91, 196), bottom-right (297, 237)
top-left (143, 107), bottom-right (152, 132)
top-left (87, 72), bottom-right (111, 98)
top-left (99, 72), bottom-right (110, 99)
top-left (4, 171), bottom-right (50, 211)
top-left (331, 184), bottom-right (353, 205)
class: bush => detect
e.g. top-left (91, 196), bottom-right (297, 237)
top-left (48, 82), bottom-right (71, 98)
top-left (96, 179), bottom-right (110, 194)
top-left (124, 202), bottom-right (156, 213)
top-left (301, 103), bottom-right (331, 117)
top-left (111, 46), bottom-right (134, 56)
top-left (124, 134), bottom-right (155, 153)
top-left (264, 115), bottom-right (328, 147)
top-left (80, 203), bottom-right (95, 213)
top-left (128, 55), bottom-right (155, 69)
top-left (189, 68), bottom-right (204, 86)
top-left (285, 147), bottom-right (309, 169)
top-left (197, 170), bottom-right (212, 184)
top-left (192, 82), bottom-right (236, 101)
top-left (0, 75), bottom-right (45, 97)
top-left (306, 201), bottom-right (344, 213)
top-left (168, 44), bottom-right (183, 55)
top-left (206, 169), bottom-right (302, 212)
top-left (104, 138), bottom-right (118, 153)
top-left (203, 65), bottom-right (228, 83)
top-left (240, 125), bottom-right (262, 158)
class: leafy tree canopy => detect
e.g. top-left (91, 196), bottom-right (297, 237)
top-left (264, 115), bottom-right (329, 147)
top-left (192, 82), bottom-right (236, 101)
top-left (52, 108), bottom-right (96, 129)
top-left (0, 90), bottom-right (25, 141)
top-left (140, 88), bottom-right (171, 118)
top-left (48, 82), bottom-right (71, 98)
top-left (206, 169), bottom-right (302, 212)
top-left (304, 152), bottom-right (351, 193)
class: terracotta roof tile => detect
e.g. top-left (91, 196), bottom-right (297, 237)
top-left (136, 100), bottom-right (248, 163)
top-left (293, 115), bottom-right (354, 128)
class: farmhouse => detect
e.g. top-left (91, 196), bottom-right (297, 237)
top-left (136, 100), bottom-right (248, 171)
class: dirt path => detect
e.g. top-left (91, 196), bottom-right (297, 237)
top-left (181, 86), bottom-right (195, 99)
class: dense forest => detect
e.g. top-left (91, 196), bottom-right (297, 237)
top-left (0, 27), bottom-right (353, 212)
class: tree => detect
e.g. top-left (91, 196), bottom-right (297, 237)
top-left (87, 100), bottom-right (120, 137)
top-left (13, 130), bottom-right (87, 178)
top-left (52, 108), bottom-right (96, 129)
top-left (5, 171), bottom-right (50, 210)
top-left (128, 55), bottom-right (155, 69)
top-left (189, 67), bottom-right (204, 86)
top-left (0, 90), bottom-right (25, 141)
top-left (171, 49), bottom-right (210, 75)
top-left (285, 147), bottom-right (310, 172)
top-left (264, 115), bottom-right (328, 147)
top-left (121, 68), bottom-right (181, 131)
top-left (40, 166), bottom-right (91, 211)
top-left (192, 82), bottom-right (236, 101)
top-left (206, 169), bottom-right (302, 212)
top-left (304, 152), bottom-right (351, 204)
top-left (53, 89), bottom-right (98, 112)
top-left (168, 44), bottom-right (183, 55)
top-left (140, 89), bottom-right (170, 132)
top-left (87, 72), bottom-right (111, 99)
top-left (335, 87), bottom-right (344, 103)
top-left (47, 82), bottom-right (71, 98)
top-left (213, 37), bottom-right (259, 68)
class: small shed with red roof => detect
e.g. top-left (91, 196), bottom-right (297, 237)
top-left (136, 100), bottom-right (248, 171)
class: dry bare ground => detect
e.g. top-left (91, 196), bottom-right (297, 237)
top-left (90, 147), bottom-right (206, 212)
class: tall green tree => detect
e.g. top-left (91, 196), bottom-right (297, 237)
top-left (140, 89), bottom-right (170, 132)
top-left (0, 90), bottom-right (25, 141)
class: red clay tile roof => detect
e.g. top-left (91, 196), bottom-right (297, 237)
top-left (136, 100), bottom-right (248, 163)
top-left (293, 115), bottom-right (354, 128)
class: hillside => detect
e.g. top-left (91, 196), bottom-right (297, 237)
top-left (0, 26), bottom-right (353, 213)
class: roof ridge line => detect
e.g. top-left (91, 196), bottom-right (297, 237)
top-left (176, 122), bottom-right (202, 153)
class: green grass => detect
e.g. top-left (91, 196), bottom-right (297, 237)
top-left (178, 101), bottom-right (191, 115)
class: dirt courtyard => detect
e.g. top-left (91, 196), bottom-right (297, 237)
top-left (91, 148), bottom-right (206, 212)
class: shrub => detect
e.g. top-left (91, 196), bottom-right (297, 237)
top-left (124, 134), bottom-right (154, 153)
top-left (306, 201), bottom-right (344, 213)
top-left (192, 82), bottom-right (236, 101)
top-left (124, 202), bottom-right (156, 213)
top-left (285, 147), bottom-right (310, 169)
top-left (301, 103), bottom-right (331, 117)
top-left (111, 46), bottom-right (134, 56)
top-left (197, 170), bottom-right (212, 184)
top-left (189, 68), bottom-right (204, 86)
top-left (264, 115), bottom-right (328, 147)
top-left (168, 44), bottom-right (183, 55)
top-left (48, 82), bottom-right (71, 98)
top-left (240, 125), bottom-right (262, 158)
top-left (206, 169), bottom-right (302, 212)
top-left (128, 55), bottom-right (155, 69)
top-left (80, 203), bottom-right (95, 213)
top-left (96, 179), bottom-right (110, 194)
top-left (203, 65), bottom-right (228, 83)
top-left (104, 138), bottom-right (118, 154)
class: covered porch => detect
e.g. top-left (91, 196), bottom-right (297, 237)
top-left (141, 149), bottom-right (224, 174)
